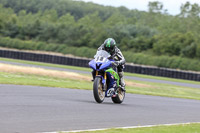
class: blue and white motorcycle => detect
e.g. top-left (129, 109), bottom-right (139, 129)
top-left (89, 50), bottom-right (125, 104)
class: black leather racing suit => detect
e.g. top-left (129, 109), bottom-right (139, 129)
top-left (97, 44), bottom-right (126, 71)
top-left (97, 44), bottom-right (126, 88)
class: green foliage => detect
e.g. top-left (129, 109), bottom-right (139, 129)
top-left (181, 43), bottom-right (197, 58)
top-left (153, 32), bottom-right (197, 58)
top-left (196, 44), bottom-right (200, 58)
top-left (1, 36), bottom-right (200, 71)
top-left (148, 1), bottom-right (164, 13)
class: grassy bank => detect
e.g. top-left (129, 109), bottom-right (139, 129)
top-left (63, 123), bottom-right (200, 133)
top-left (0, 63), bottom-right (200, 100)
top-left (0, 72), bottom-right (92, 90)
top-left (1, 57), bottom-right (200, 85)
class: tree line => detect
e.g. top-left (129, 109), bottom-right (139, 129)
top-left (0, 0), bottom-right (200, 71)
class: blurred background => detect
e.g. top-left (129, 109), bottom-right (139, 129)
top-left (0, 0), bottom-right (200, 72)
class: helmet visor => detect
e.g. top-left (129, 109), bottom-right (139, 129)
top-left (105, 46), bottom-right (114, 53)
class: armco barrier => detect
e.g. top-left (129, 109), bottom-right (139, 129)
top-left (0, 49), bottom-right (200, 81)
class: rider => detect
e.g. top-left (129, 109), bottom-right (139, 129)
top-left (93, 38), bottom-right (126, 91)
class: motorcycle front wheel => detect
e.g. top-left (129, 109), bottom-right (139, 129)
top-left (93, 77), bottom-right (105, 103)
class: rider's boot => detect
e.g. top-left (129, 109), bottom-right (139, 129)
top-left (118, 72), bottom-right (126, 91)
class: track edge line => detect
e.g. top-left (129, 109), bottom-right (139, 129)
top-left (40, 122), bottom-right (200, 133)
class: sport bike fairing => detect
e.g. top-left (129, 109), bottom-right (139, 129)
top-left (89, 50), bottom-right (112, 71)
top-left (89, 50), bottom-right (118, 96)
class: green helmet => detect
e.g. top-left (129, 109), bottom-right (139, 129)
top-left (103, 38), bottom-right (116, 54)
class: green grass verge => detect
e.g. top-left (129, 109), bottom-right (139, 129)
top-left (62, 123), bottom-right (200, 133)
top-left (126, 79), bottom-right (200, 100)
top-left (0, 72), bottom-right (92, 90)
top-left (125, 72), bottom-right (200, 85)
top-left (1, 57), bottom-right (200, 85)
top-left (0, 71), bottom-right (200, 100)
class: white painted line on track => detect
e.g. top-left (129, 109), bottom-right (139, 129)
top-left (40, 122), bottom-right (200, 133)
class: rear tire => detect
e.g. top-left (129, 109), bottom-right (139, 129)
top-left (93, 77), bottom-right (105, 103)
top-left (112, 88), bottom-right (125, 104)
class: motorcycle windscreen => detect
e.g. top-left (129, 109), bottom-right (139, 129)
top-left (94, 50), bottom-right (111, 59)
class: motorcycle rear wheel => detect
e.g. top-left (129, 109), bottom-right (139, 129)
top-left (112, 88), bottom-right (125, 104)
top-left (93, 77), bottom-right (105, 103)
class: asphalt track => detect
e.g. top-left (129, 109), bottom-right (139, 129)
top-left (0, 60), bottom-right (200, 89)
top-left (0, 84), bottom-right (200, 133)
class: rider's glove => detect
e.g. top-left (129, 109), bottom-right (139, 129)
top-left (112, 61), bottom-right (120, 67)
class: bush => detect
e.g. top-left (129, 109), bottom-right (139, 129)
top-left (0, 36), bottom-right (200, 71)
top-left (196, 43), bottom-right (200, 59)
top-left (181, 43), bottom-right (196, 58)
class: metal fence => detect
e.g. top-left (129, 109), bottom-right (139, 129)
top-left (0, 49), bottom-right (200, 81)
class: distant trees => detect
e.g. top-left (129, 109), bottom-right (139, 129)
top-left (153, 32), bottom-right (198, 58)
top-left (180, 2), bottom-right (200, 18)
top-left (148, 1), bottom-right (164, 13)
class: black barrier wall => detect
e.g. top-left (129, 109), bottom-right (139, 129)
top-left (0, 49), bottom-right (200, 81)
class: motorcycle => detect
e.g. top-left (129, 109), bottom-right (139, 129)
top-left (89, 50), bottom-right (125, 104)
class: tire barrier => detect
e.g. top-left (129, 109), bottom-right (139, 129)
top-left (0, 49), bottom-right (200, 81)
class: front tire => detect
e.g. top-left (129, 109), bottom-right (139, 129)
top-left (112, 88), bottom-right (125, 104)
top-left (93, 77), bottom-right (105, 103)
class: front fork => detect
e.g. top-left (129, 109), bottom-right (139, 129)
top-left (95, 71), bottom-right (107, 91)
